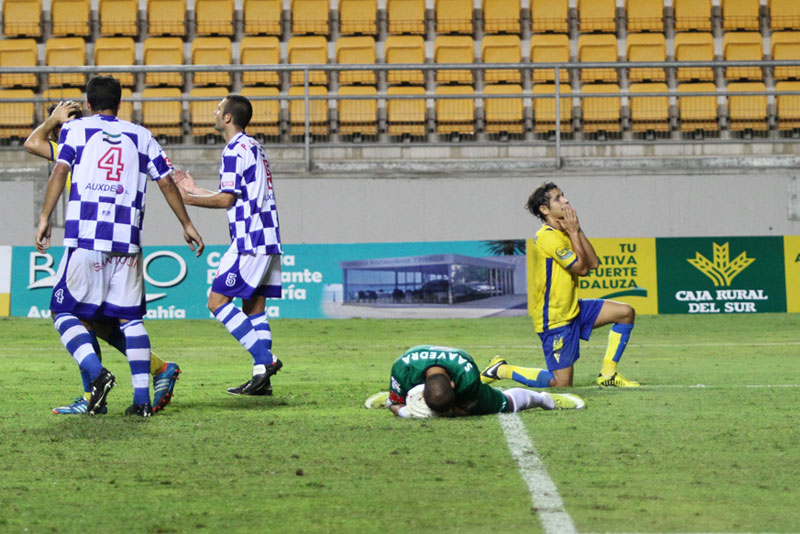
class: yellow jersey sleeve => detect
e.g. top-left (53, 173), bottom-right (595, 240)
top-left (527, 226), bottom-right (580, 332)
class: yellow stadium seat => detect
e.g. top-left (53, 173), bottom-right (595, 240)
top-left (118, 88), bottom-right (134, 122)
top-left (143, 37), bottom-right (184, 87)
top-left (484, 84), bottom-right (523, 135)
top-left (94, 38), bottom-right (136, 88)
top-left (337, 85), bottom-right (378, 136)
top-left (336, 36), bottom-right (377, 86)
top-left (46, 38), bottom-right (86, 88)
top-left (771, 32), bottom-right (800, 80)
top-left (578, 0), bottom-right (616, 33)
top-left (288, 36), bottom-right (329, 86)
top-left (241, 86), bottom-right (281, 136)
top-left (339, 0), bottom-right (378, 35)
top-left (0, 89), bottom-right (35, 139)
top-left (677, 82), bottom-right (719, 132)
top-left (723, 32), bottom-right (764, 81)
top-left (436, 0), bottom-right (473, 35)
top-left (99, 0), bottom-right (138, 36)
top-left (387, 0), bottom-right (426, 35)
top-left (289, 85), bottom-right (329, 136)
top-left (243, 0), bottom-right (282, 35)
top-left (581, 83), bottom-right (621, 134)
top-left (42, 88), bottom-right (82, 119)
top-left (533, 83), bottom-right (573, 133)
top-left (147, 0), bottom-right (187, 36)
top-left (386, 86), bottom-right (426, 136)
top-left (385, 35), bottom-right (425, 85)
top-left (196, 0), bottom-right (235, 36)
top-left (192, 37), bottom-right (232, 87)
top-left (721, 0), bottom-right (760, 31)
top-left (626, 33), bottom-right (666, 82)
top-left (775, 80), bottom-right (800, 130)
top-left (189, 87), bottom-right (227, 137)
top-left (578, 34), bottom-right (618, 83)
top-left (629, 82), bottom-right (670, 133)
top-left (483, 0), bottom-right (520, 35)
top-left (292, 0), bottom-right (330, 35)
top-left (727, 81), bottom-right (768, 131)
top-left (531, 0), bottom-right (568, 34)
top-left (0, 39), bottom-right (38, 88)
top-left (51, 0), bottom-right (91, 37)
top-left (482, 35), bottom-right (522, 84)
top-left (434, 36), bottom-right (474, 85)
top-left (769, 0), bottom-right (800, 31)
top-left (241, 36), bottom-right (281, 86)
top-left (674, 0), bottom-right (712, 31)
top-left (530, 34), bottom-right (570, 83)
top-left (142, 87), bottom-right (183, 138)
top-left (3, 0), bottom-right (42, 38)
top-left (675, 32), bottom-right (715, 82)
top-left (435, 85), bottom-right (475, 135)
top-left (626, 0), bottom-right (663, 32)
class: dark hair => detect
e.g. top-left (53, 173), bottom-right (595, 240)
top-left (526, 182), bottom-right (560, 222)
top-left (423, 372), bottom-right (455, 413)
top-left (86, 76), bottom-right (121, 113)
top-left (223, 94), bottom-right (253, 129)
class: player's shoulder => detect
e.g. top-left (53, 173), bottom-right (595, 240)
top-left (535, 224), bottom-right (567, 245)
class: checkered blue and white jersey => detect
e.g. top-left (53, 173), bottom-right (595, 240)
top-left (218, 131), bottom-right (282, 255)
top-left (57, 114), bottom-right (173, 253)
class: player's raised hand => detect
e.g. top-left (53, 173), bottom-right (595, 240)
top-left (51, 100), bottom-right (82, 124)
top-left (35, 218), bottom-right (51, 253)
top-left (173, 169), bottom-right (200, 196)
top-left (561, 205), bottom-right (581, 234)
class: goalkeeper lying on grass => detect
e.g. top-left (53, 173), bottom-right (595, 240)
top-left (370, 345), bottom-right (585, 418)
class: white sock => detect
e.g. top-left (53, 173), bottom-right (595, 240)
top-left (504, 388), bottom-right (555, 412)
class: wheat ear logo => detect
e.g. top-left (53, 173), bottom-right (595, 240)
top-left (687, 242), bottom-right (755, 287)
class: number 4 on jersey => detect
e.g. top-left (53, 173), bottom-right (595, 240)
top-left (98, 147), bottom-right (125, 181)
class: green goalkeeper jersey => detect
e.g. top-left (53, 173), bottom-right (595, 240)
top-left (388, 345), bottom-right (481, 405)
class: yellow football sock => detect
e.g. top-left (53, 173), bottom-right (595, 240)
top-left (83, 392), bottom-right (91, 401)
top-left (600, 330), bottom-right (622, 377)
top-left (150, 352), bottom-right (166, 376)
top-left (500, 364), bottom-right (554, 388)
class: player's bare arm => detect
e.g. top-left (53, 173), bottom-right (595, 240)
top-left (174, 169), bottom-right (236, 209)
top-left (157, 175), bottom-right (205, 257)
top-left (35, 163), bottom-right (70, 252)
top-left (24, 101), bottom-right (81, 159)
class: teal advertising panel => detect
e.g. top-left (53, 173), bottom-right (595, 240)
top-left (656, 236), bottom-right (787, 314)
top-left (11, 240), bottom-right (522, 319)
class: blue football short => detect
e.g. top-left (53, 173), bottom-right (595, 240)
top-left (539, 298), bottom-right (605, 371)
top-left (212, 245), bottom-right (282, 300)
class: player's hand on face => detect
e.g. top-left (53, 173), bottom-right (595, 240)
top-left (35, 219), bottom-right (51, 253)
top-left (51, 101), bottom-right (81, 124)
top-left (561, 205), bottom-right (581, 234)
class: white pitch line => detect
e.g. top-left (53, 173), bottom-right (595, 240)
top-left (499, 412), bottom-right (577, 534)
top-left (569, 383), bottom-right (800, 390)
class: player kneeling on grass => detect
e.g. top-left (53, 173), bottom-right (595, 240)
top-left (373, 345), bottom-right (585, 418)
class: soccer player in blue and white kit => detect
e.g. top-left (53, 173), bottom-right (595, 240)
top-left (35, 76), bottom-right (205, 417)
top-left (174, 95), bottom-right (283, 396)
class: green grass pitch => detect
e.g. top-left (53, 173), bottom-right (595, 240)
top-left (1, 314), bottom-right (799, 533)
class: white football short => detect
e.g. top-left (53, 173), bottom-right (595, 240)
top-left (212, 244), bottom-right (282, 300)
top-left (50, 247), bottom-right (145, 320)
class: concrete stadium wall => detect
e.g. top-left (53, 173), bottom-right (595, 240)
top-left (2, 145), bottom-right (799, 247)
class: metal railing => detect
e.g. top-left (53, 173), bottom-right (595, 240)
top-left (2, 60), bottom-right (800, 170)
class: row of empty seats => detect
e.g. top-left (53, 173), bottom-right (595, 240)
top-left (4, 31), bottom-right (800, 92)
top-left (3, 82), bottom-right (798, 141)
top-left (3, 0), bottom-right (800, 40)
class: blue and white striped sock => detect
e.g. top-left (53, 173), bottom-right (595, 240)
top-left (249, 312), bottom-right (275, 365)
top-left (121, 320), bottom-right (151, 405)
top-left (53, 313), bottom-right (103, 382)
top-left (214, 303), bottom-right (271, 368)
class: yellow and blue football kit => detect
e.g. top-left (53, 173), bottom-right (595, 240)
top-left (529, 225), bottom-right (605, 371)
